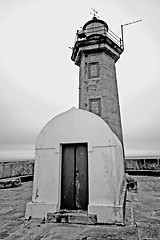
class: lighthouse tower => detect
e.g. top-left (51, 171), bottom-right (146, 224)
top-left (71, 14), bottom-right (124, 145)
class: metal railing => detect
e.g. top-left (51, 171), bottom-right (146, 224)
top-left (74, 25), bottom-right (123, 49)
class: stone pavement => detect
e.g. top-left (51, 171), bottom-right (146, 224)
top-left (0, 180), bottom-right (32, 239)
top-left (1, 176), bottom-right (160, 239)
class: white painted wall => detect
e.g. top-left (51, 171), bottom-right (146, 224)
top-left (26, 107), bottom-right (125, 223)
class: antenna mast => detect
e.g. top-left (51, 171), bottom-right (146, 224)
top-left (121, 19), bottom-right (142, 49)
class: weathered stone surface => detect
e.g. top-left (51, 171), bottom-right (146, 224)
top-left (0, 160), bottom-right (34, 179)
top-left (47, 212), bottom-right (97, 225)
top-left (0, 181), bottom-right (33, 239)
top-left (68, 213), bottom-right (97, 225)
top-left (78, 52), bottom-right (124, 144)
top-left (0, 177), bottom-right (21, 189)
top-left (126, 157), bottom-right (160, 171)
top-left (3, 163), bottom-right (12, 178)
top-left (0, 163), bottom-right (3, 178)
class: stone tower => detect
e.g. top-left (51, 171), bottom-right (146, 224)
top-left (25, 15), bottom-right (126, 224)
top-left (71, 16), bottom-right (124, 145)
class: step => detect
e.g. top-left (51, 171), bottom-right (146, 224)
top-left (47, 210), bottom-right (97, 225)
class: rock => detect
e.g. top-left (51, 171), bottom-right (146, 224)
top-left (0, 177), bottom-right (21, 189)
top-left (125, 173), bottom-right (138, 191)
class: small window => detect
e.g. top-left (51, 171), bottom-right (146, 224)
top-left (89, 98), bottom-right (101, 116)
top-left (88, 62), bottom-right (99, 79)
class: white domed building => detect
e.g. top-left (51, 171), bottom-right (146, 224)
top-left (25, 107), bottom-right (126, 224)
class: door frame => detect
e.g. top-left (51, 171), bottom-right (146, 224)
top-left (60, 142), bottom-right (89, 211)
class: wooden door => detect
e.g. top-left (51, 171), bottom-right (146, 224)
top-left (61, 143), bottom-right (88, 210)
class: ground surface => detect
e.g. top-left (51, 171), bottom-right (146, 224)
top-left (1, 176), bottom-right (160, 239)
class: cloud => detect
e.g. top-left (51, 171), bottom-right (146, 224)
top-left (0, 0), bottom-right (160, 159)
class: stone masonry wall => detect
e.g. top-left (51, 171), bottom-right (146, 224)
top-left (79, 52), bottom-right (123, 144)
top-left (0, 158), bottom-right (159, 180)
top-left (126, 158), bottom-right (160, 171)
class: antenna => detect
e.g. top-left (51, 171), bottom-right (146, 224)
top-left (121, 19), bottom-right (142, 49)
top-left (90, 7), bottom-right (99, 18)
top-left (122, 19), bottom-right (142, 27)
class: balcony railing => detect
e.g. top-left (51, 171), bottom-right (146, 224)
top-left (74, 25), bottom-right (123, 49)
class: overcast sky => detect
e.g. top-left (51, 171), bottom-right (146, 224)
top-left (0, 0), bottom-right (160, 160)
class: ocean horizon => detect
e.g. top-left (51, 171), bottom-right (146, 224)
top-left (0, 150), bottom-right (160, 162)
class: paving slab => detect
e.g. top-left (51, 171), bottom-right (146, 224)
top-left (0, 181), bottom-right (33, 239)
top-left (5, 221), bottom-right (139, 240)
top-left (1, 176), bottom-right (160, 239)
top-left (132, 176), bottom-right (160, 240)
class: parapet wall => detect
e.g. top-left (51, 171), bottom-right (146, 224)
top-left (126, 157), bottom-right (160, 170)
top-left (0, 157), bottom-right (160, 179)
top-left (0, 160), bottom-right (34, 179)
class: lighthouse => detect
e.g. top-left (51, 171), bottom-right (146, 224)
top-left (25, 13), bottom-right (126, 225)
top-left (71, 14), bottom-right (124, 146)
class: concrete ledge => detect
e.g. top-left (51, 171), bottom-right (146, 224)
top-left (47, 212), bottom-right (97, 225)
top-left (25, 202), bottom-right (59, 220)
top-left (0, 177), bottom-right (21, 189)
top-left (126, 170), bottom-right (160, 176)
top-left (126, 158), bottom-right (160, 171)
top-left (21, 175), bottom-right (33, 182)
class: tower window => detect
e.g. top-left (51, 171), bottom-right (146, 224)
top-left (89, 98), bottom-right (101, 116)
top-left (88, 62), bottom-right (99, 79)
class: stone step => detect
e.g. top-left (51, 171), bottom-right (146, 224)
top-left (47, 210), bottom-right (97, 225)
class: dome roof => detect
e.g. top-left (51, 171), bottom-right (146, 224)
top-left (36, 107), bottom-right (121, 150)
top-left (83, 17), bottom-right (108, 31)
top-left (81, 17), bottom-right (108, 39)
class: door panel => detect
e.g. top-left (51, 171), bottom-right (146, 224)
top-left (61, 145), bottom-right (75, 210)
top-left (75, 144), bottom-right (88, 210)
top-left (61, 143), bottom-right (88, 210)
